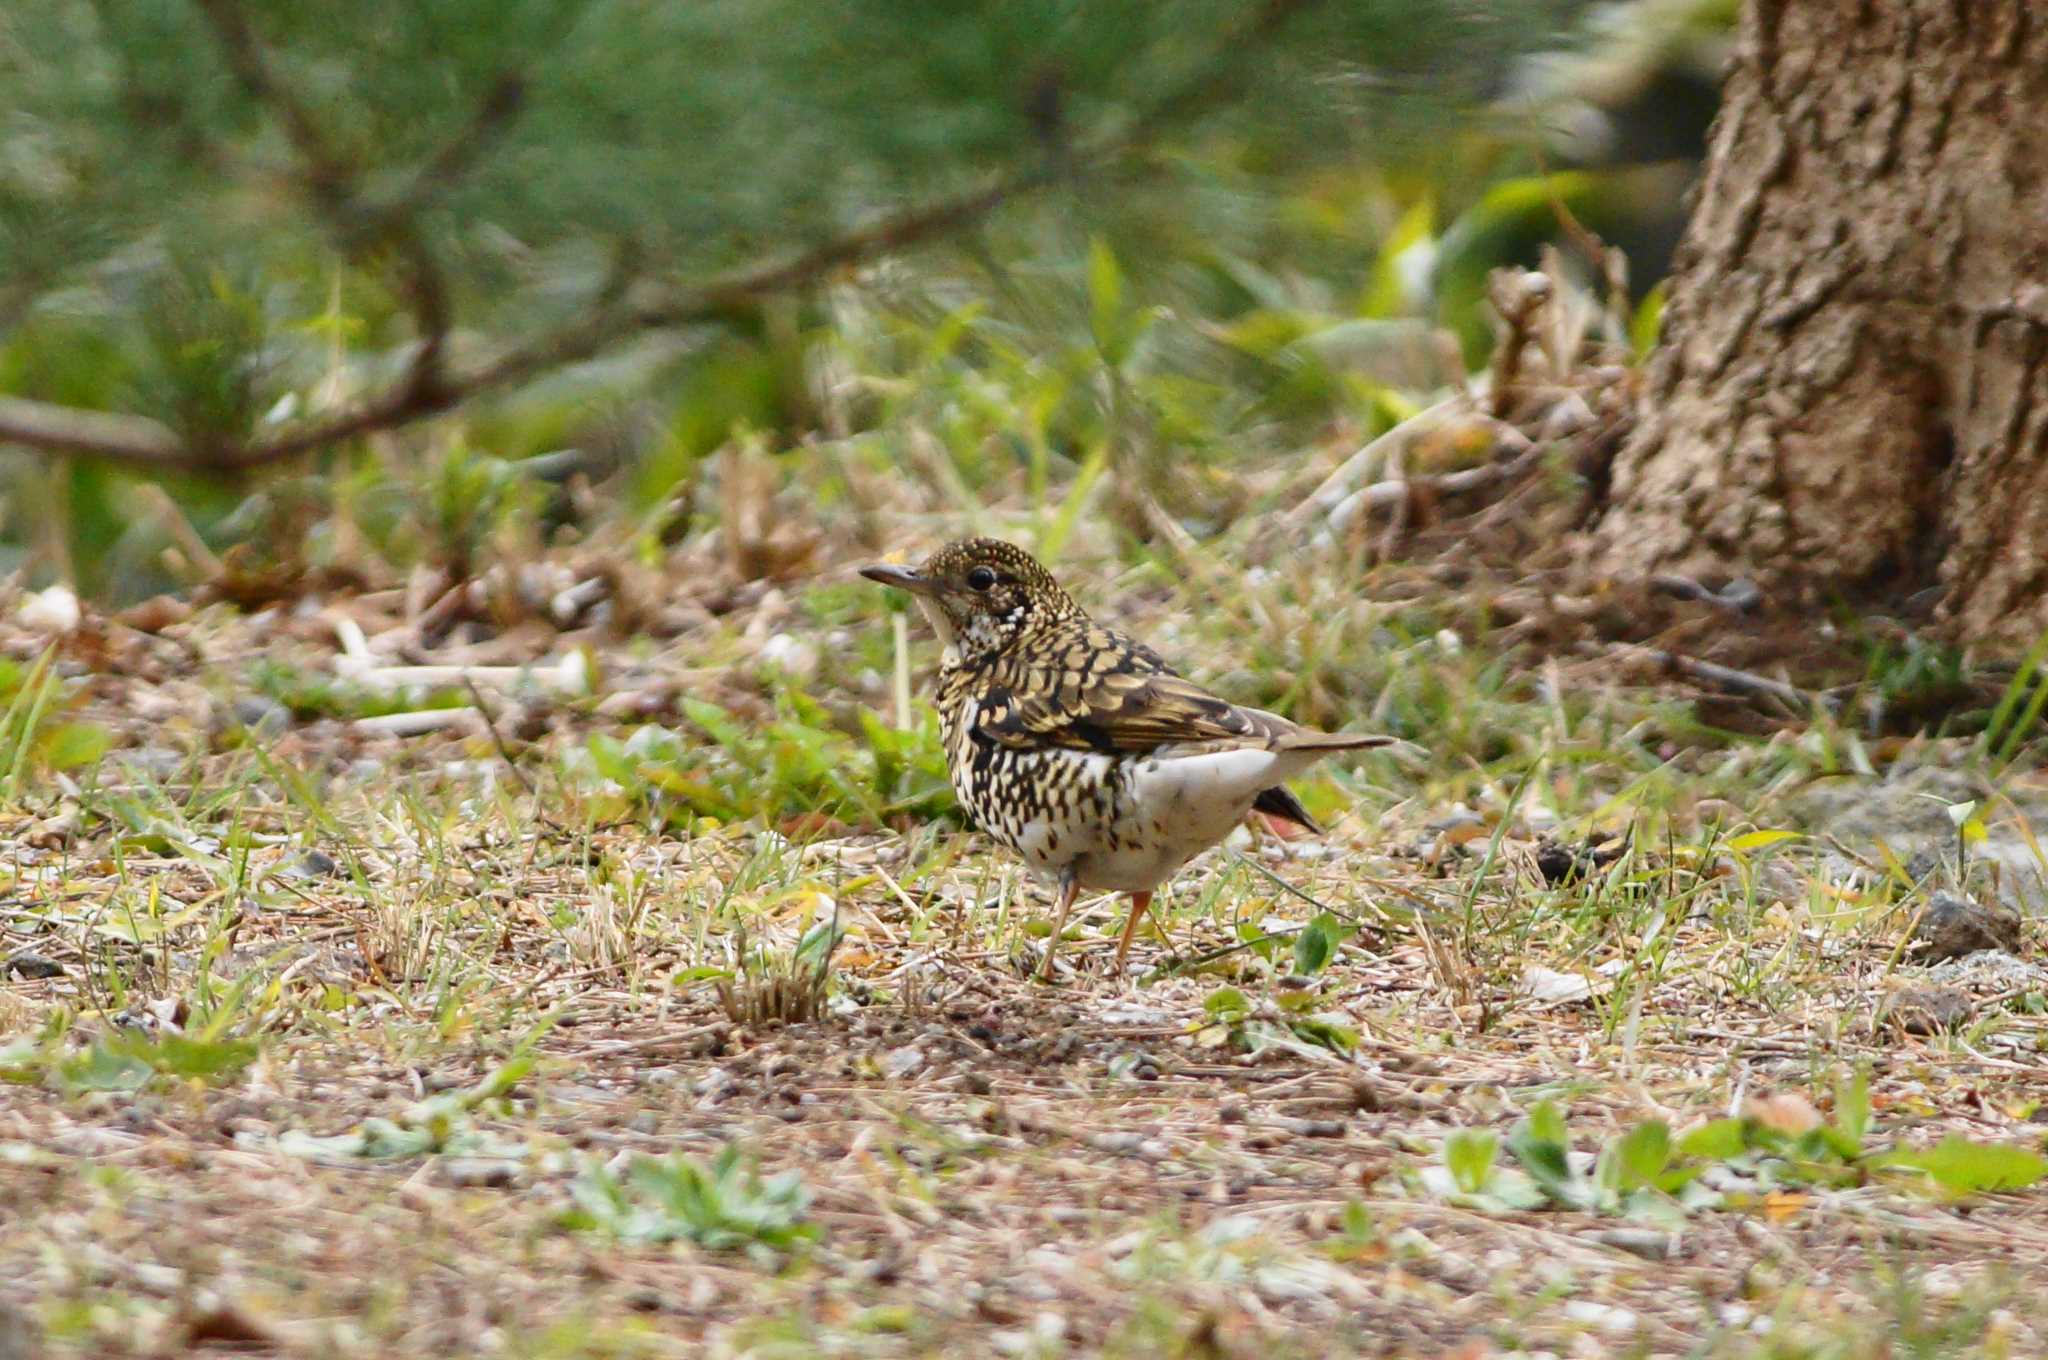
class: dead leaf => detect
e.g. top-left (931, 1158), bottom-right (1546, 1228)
top-left (117, 594), bottom-right (193, 633)
top-left (1517, 965), bottom-right (1610, 1006)
top-left (1744, 1091), bottom-right (1822, 1136)
top-left (1762, 1190), bottom-right (1809, 1223)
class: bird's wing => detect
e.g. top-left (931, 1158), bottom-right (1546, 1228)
top-left (971, 626), bottom-right (1291, 756)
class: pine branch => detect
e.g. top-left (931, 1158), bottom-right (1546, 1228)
top-left (191, 0), bottom-right (459, 398)
top-left (0, 398), bottom-right (186, 466)
top-left (189, 0), bottom-right (354, 210)
top-left (359, 74), bottom-right (527, 235)
top-left (0, 0), bottom-right (1323, 472)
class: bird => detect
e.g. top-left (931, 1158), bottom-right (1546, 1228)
top-left (860, 537), bottom-right (1394, 978)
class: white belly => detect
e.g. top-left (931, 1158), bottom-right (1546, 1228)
top-left (1069, 745), bottom-right (1326, 894)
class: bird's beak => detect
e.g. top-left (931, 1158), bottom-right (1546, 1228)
top-left (859, 563), bottom-right (935, 595)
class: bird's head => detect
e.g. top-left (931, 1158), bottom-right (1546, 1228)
top-left (860, 537), bottom-right (1081, 663)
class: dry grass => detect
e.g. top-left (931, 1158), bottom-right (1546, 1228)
top-left (2, 473), bottom-right (2048, 1358)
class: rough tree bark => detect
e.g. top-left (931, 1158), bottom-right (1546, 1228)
top-left (1592, 0), bottom-right (2048, 645)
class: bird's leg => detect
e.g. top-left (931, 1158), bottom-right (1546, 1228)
top-left (1038, 869), bottom-right (1080, 981)
top-left (1113, 890), bottom-right (1157, 971)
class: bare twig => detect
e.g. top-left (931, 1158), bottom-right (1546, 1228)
top-left (0, 397), bottom-right (186, 465)
top-left (1608, 642), bottom-right (1836, 712)
top-left (1316, 444), bottom-right (1543, 542)
top-left (1487, 267), bottom-right (1554, 418)
top-left (1289, 396), bottom-right (1467, 523)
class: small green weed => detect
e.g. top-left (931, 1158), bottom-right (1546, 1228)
top-left (1419, 1069), bottom-right (2048, 1221)
top-left (0, 1028), bottom-right (259, 1094)
top-left (566, 692), bottom-right (951, 826)
top-left (565, 1144), bottom-right (817, 1258)
top-left (266, 1052), bottom-right (536, 1161)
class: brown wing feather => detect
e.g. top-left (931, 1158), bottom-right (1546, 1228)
top-left (971, 623), bottom-right (1294, 756)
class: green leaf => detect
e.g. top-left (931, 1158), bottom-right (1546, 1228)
top-left (1286, 1014), bottom-right (1358, 1055)
top-left (1087, 236), bottom-right (1127, 365)
top-left (39, 722), bottom-right (110, 773)
top-left (1984, 625), bottom-right (2048, 766)
top-left (1203, 987), bottom-right (1251, 1024)
top-left (1630, 280), bottom-right (1667, 358)
top-left (1360, 196), bottom-right (1435, 319)
top-left (1796, 1124), bottom-right (1864, 1163)
top-left (1601, 1121), bottom-right (1672, 1193)
top-left (56, 1044), bottom-right (152, 1093)
top-left (1040, 440), bottom-right (1111, 563)
top-left (1882, 1137), bottom-right (2048, 1195)
top-left (571, 1145), bottom-right (816, 1252)
top-left (1292, 912), bottom-right (1344, 975)
top-left (1524, 1099), bottom-right (1569, 1147)
top-left (122, 1034), bottom-right (260, 1082)
top-left (1727, 829), bottom-right (1801, 853)
top-left (794, 919), bottom-right (844, 971)
top-left (1506, 1100), bottom-right (1585, 1208)
top-left (681, 699), bottom-right (744, 749)
top-left (1677, 1118), bottom-right (1748, 1161)
top-left (1834, 1066), bottom-right (1871, 1147)
top-left (1444, 1128), bottom-right (1498, 1196)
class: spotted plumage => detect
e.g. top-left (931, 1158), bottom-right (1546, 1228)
top-left (862, 537), bottom-right (1395, 976)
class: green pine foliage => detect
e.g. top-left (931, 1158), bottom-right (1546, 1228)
top-left (1, 0), bottom-right (1564, 435)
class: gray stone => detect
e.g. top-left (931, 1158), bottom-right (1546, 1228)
top-left (1883, 985), bottom-right (1975, 1035)
top-left (1912, 893), bottom-right (2022, 962)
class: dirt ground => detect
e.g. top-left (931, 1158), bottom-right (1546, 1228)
top-left (3, 542), bottom-right (2048, 1359)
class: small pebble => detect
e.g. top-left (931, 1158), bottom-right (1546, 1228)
top-left (1591, 1228), bottom-right (1673, 1260)
top-left (1912, 893), bottom-right (2021, 962)
top-left (439, 1158), bottom-right (521, 1188)
top-left (280, 848), bottom-right (341, 880)
top-left (228, 695), bottom-right (291, 738)
top-left (1886, 984), bottom-right (1975, 1035)
top-left (5, 953), bottom-right (64, 980)
top-left (882, 1045), bottom-right (925, 1080)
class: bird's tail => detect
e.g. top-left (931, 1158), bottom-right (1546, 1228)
top-left (1276, 730), bottom-right (1399, 753)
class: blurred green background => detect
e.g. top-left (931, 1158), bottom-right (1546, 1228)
top-left (0, 0), bottom-right (1734, 602)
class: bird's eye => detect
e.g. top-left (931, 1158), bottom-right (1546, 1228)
top-left (966, 566), bottom-right (998, 591)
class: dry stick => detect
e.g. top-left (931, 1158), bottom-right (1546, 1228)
top-left (0, 0), bottom-right (1326, 472)
top-left (1486, 270), bottom-right (1553, 419)
top-left (1609, 642), bottom-right (1834, 712)
top-left (1530, 130), bottom-right (1634, 340)
top-left (890, 613), bottom-right (912, 732)
top-left (1289, 395), bottom-right (1465, 523)
top-left (136, 482), bottom-right (227, 580)
top-left (1372, 443), bottom-right (1410, 565)
top-left (1150, 927), bottom-right (1301, 980)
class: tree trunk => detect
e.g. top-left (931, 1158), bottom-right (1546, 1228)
top-left (1592, 0), bottom-right (2048, 645)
